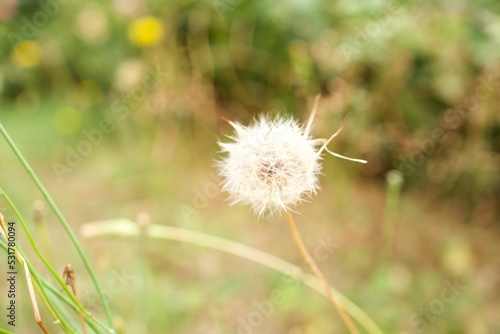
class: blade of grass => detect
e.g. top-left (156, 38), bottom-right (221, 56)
top-left (32, 200), bottom-right (56, 263)
top-left (41, 278), bottom-right (109, 333)
top-left (0, 214), bottom-right (49, 333)
top-left (0, 123), bottom-right (114, 331)
top-left (0, 239), bottom-right (107, 333)
top-left (0, 189), bottom-right (112, 333)
top-left (0, 229), bottom-right (77, 333)
top-left (31, 274), bottom-right (78, 334)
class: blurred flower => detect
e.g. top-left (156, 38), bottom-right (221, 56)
top-left (441, 238), bottom-right (473, 276)
top-left (127, 16), bottom-right (164, 47)
top-left (112, 0), bottom-right (142, 17)
top-left (113, 60), bottom-right (145, 92)
top-left (11, 40), bottom-right (41, 68)
top-left (217, 98), bottom-right (366, 217)
top-left (74, 5), bottom-right (109, 44)
top-left (0, 0), bottom-right (18, 22)
top-left (53, 107), bottom-right (82, 135)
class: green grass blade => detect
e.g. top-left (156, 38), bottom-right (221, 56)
top-left (0, 190), bottom-right (111, 333)
top-left (0, 122), bottom-right (114, 332)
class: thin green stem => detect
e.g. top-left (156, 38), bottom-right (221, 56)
top-left (0, 236), bottom-right (75, 333)
top-left (382, 170), bottom-right (404, 264)
top-left (33, 200), bottom-right (56, 263)
top-left (285, 210), bottom-right (359, 334)
top-left (0, 123), bottom-right (114, 331)
top-left (81, 219), bottom-right (384, 334)
top-left (0, 219), bottom-right (48, 333)
top-left (31, 276), bottom-right (77, 334)
top-left (0, 191), bottom-right (84, 306)
top-left (0, 190), bottom-right (112, 333)
top-left (0, 240), bottom-right (107, 333)
top-left (42, 279), bottom-right (109, 333)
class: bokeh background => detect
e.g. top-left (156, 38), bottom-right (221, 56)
top-left (1, 0), bottom-right (499, 333)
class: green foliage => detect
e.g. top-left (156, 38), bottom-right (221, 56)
top-left (0, 0), bottom-right (499, 333)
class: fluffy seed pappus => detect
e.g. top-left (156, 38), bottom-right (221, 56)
top-left (216, 96), bottom-right (366, 217)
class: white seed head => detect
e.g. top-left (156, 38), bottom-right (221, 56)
top-left (217, 116), bottom-right (322, 217)
top-left (216, 98), bottom-right (367, 217)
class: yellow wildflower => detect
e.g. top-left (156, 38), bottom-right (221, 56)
top-left (128, 16), bottom-right (164, 47)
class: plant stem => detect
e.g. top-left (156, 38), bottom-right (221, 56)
top-left (285, 210), bottom-right (359, 334)
top-left (382, 170), bottom-right (404, 264)
top-left (31, 275), bottom-right (77, 334)
top-left (33, 200), bottom-right (56, 263)
top-left (0, 123), bottom-right (114, 331)
top-left (63, 264), bottom-right (87, 334)
top-left (0, 329), bottom-right (14, 334)
top-left (80, 219), bottom-right (384, 334)
top-left (0, 239), bottom-right (107, 333)
top-left (0, 190), bottom-right (108, 332)
top-left (0, 214), bottom-right (49, 334)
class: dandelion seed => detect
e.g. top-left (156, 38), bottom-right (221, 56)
top-left (216, 97), bottom-right (366, 217)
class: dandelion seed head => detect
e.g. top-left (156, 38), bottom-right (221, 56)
top-left (216, 116), bottom-right (322, 217)
top-left (216, 97), bottom-right (367, 218)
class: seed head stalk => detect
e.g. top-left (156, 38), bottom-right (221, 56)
top-left (285, 210), bottom-right (359, 334)
top-left (217, 96), bottom-right (368, 333)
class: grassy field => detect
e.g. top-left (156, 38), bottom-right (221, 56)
top-left (1, 1), bottom-right (499, 333)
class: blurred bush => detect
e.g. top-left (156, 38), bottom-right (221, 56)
top-left (0, 0), bottom-right (499, 223)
